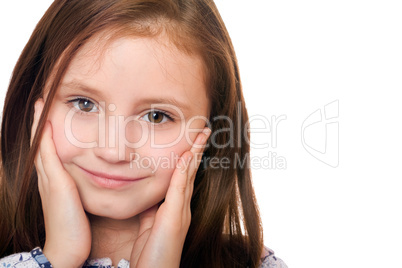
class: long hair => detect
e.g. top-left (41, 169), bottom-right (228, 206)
top-left (0, 0), bottom-right (263, 267)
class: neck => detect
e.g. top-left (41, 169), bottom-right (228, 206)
top-left (88, 213), bottom-right (140, 266)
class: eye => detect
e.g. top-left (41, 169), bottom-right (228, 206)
top-left (142, 110), bottom-right (174, 124)
top-left (67, 98), bottom-right (98, 113)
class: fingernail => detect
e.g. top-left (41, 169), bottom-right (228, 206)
top-left (202, 127), bottom-right (211, 136)
top-left (34, 102), bottom-right (39, 116)
top-left (196, 134), bottom-right (205, 145)
top-left (34, 99), bottom-right (43, 117)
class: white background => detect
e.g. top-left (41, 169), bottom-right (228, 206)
top-left (1, 1), bottom-right (401, 267)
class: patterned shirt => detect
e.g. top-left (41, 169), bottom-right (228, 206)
top-left (0, 247), bottom-right (287, 268)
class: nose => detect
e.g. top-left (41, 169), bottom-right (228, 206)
top-left (93, 113), bottom-right (146, 163)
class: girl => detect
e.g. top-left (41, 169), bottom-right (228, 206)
top-left (0, 0), bottom-right (287, 267)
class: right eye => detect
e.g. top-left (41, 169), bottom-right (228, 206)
top-left (67, 98), bottom-right (98, 113)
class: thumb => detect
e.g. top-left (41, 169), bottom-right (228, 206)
top-left (138, 205), bottom-right (158, 236)
top-left (131, 205), bottom-right (158, 267)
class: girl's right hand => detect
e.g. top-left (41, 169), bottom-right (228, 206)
top-left (31, 99), bottom-right (92, 268)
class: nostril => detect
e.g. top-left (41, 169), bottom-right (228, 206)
top-left (93, 144), bottom-right (128, 164)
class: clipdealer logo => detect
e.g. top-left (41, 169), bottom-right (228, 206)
top-left (301, 100), bottom-right (339, 168)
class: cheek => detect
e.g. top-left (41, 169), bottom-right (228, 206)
top-left (143, 124), bottom-right (204, 173)
top-left (138, 117), bottom-right (205, 147)
top-left (134, 136), bottom-right (193, 178)
top-left (49, 116), bottom-right (78, 163)
top-left (48, 110), bottom-right (97, 163)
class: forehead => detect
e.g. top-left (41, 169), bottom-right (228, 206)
top-left (60, 34), bottom-right (209, 115)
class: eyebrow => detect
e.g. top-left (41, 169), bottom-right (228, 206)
top-left (60, 80), bottom-right (192, 112)
top-left (136, 97), bottom-right (191, 112)
top-left (60, 81), bottom-right (103, 97)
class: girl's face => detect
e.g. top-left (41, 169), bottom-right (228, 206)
top-left (46, 34), bottom-right (209, 219)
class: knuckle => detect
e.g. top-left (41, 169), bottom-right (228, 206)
top-left (175, 184), bottom-right (187, 194)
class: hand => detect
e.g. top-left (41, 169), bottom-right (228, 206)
top-left (31, 99), bottom-right (91, 268)
top-left (130, 127), bottom-right (211, 267)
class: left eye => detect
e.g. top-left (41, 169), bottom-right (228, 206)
top-left (142, 110), bottom-right (172, 124)
top-left (69, 98), bottom-right (98, 113)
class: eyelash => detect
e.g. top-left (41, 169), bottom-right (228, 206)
top-left (65, 97), bottom-right (175, 123)
top-left (144, 110), bottom-right (175, 124)
top-left (66, 97), bottom-right (99, 115)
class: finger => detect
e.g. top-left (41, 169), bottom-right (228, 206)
top-left (38, 121), bottom-right (70, 185)
top-left (187, 127), bottom-right (211, 181)
top-left (30, 98), bottom-right (44, 147)
top-left (163, 128), bottom-right (210, 207)
top-left (32, 99), bottom-right (47, 190)
top-left (36, 151), bottom-right (46, 195)
top-left (166, 153), bottom-right (194, 221)
top-left (35, 150), bottom-right (45, 177)
top-left (181, 127), bottom-right (211, 208)
top-left (35, 153), bottom-right (47, 199)
top-left (158, 128), bottom-right (211, 226)
top-left (36, 124), bottom-right (52, 193)
top-left (162, 152), bottom-right (193, 214)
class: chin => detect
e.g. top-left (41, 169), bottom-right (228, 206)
top-left (86, 209), bottom-right (140, 221)
top-left (83, 198), bottom-right (162, 220)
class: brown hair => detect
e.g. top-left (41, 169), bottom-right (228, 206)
top-left (0, 0), bottom-right (263, 267)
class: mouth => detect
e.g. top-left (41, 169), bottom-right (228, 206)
top-left (78, 166), bottom-right (146, 189)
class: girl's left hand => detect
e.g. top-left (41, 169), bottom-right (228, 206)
top-left (130, 127), bottom-right (211, 268)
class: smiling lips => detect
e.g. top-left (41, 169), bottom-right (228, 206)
top-left (79, 166), bottom-right (145, 189)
